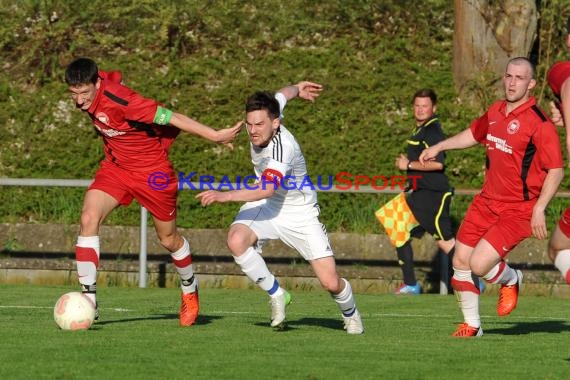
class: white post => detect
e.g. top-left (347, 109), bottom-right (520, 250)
top-left (139, 206), bottom-right (148, 288)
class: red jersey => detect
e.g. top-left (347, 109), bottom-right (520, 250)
top-left (469, 97), bottom-right (563, 203)
top-left (547, 61), bottom-right (570, 98)
top-left (87, 71), bottom-right (180, 172)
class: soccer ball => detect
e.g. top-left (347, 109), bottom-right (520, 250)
top-left (53, 292), bottom-right (96, 330)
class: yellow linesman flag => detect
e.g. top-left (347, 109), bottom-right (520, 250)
top-left (375, 193), bottom-right (419, 247)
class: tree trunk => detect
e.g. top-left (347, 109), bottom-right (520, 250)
top-left (453, 0), bottom-right (537, 100)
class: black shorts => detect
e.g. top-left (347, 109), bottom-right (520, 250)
top-left (406, 189), bottom-right (454, 241)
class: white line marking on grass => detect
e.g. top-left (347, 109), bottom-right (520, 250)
top-left (210, 310), bottom-right (257, 315)
top-left (211, 310), bottom-right (569, 320)
top-left (0, 305), bottom-right (132, 312)
top-left (367, 312), bottom-right (569, 321)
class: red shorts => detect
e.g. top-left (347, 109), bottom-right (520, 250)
top-left (457, 194), bottom-right (533, 258)
top-left (558, 207), bottom-right (570, 237)
top-left (89, 161), bottom-right (178, 221)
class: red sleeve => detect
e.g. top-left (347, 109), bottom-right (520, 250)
top-left (536, 120), bottom-right (564, 169)
top-left (122, 89), bottom-right (160, 124)
top-left (547, 61), bottom-right (570, 97)
top-left (469, 113), bottom-right (489, 143)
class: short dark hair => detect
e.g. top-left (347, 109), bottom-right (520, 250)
top-left (507, 56), bottom-right (536, 79)
top-left (65, 57), bottom-right (99, 86)
top-left (245, 91), bottom-right (280, 120)
top-left (412, 88), bottom-right (437, 105)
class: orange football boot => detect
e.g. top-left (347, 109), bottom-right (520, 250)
top-left (452, 323), bottom-right (483, 337)
top-left (497, 270), bottom-right (522, 317)
top-left (180, 291), bottom-right (199, 326)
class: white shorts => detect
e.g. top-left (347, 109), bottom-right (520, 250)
top-left (232, 200), bottom-right (334, 261)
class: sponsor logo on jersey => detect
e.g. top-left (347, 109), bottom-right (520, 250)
top-left (486, 133), bottom-right (512, 154)
top-left (95, 126), bottom-right (127, 138)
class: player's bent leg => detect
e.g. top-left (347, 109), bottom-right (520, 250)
top-left (76, 189), bottom-right (119, 319)
top-left (481, 260), bottom-right (522, 316)
top-left (176, 253), bottom-right (200, 327)
top-left (227, 223), bottom-right (259, 255)
top-left (154, 218), bottom-right (184, 252)
top-left (471, 239), bottom-right (522, 317)
top-left (79, 189), bottom-right (120, 236)
top-left (310, 256), bottom-right (341, 293)
top-left (311, 258), bottom-right (363, 334)
top-left (449, 241), bottom-right (482, 337)
top-left (228, 225), bottom-right (290, 328)
top-left (234, 246), bottom-right (290, 328)
top-left (451, 268), bottom-right (481, 337)
top-left (471, 241), bottom-right (519, 316)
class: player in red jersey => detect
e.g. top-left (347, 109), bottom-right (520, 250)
top-left (65, 57), bottom-right (242, 326)
top-left (420, 57), bottom-right (564, 337)
top-left (546, 17), bottom-right (570, 286)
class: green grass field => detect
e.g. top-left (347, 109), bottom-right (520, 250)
top-left (0, 284), bottom-right (568, 380)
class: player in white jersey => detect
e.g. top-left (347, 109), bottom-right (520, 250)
top-left (196, 82), bottom-right (364, 334)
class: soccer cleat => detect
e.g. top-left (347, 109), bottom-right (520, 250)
top-left (180, 290), bottom-right (200, 326)
top-left (497, 269), bottom-right (523, 317)
top-left (343, 309), bottom-right (364, 335)
top-left (452, 323), bottom-right (483, 337)
top-left (394, 282), bottom-right (421, 295)
top-left (270, 290), bottom-right (292, 328)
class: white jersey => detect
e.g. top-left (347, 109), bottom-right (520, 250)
top-left (249, 93), bottom-right (317, 208)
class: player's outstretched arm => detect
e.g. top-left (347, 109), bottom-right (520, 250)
top-left (277, 81), bottom-right (323, 102)
top-left (419, 128), bottom-right (477, 165)
top-left (169, 112), bottom-right (243, 149)
top-left (196, 185), bottom-right (276, 207)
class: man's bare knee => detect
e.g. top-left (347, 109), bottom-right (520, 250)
top-left (320, 277), bottom-right (341, 293)
top-left (227, 225), bottom-right (256, 255)
top-left (158, 232), bottom-right (182, 252)
top-left (79, 210), bottom-right (102, 235)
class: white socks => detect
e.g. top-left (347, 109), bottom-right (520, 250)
top-left (452, 268), bottom-right (480, 328)
top-left (332, 278), bottom-right (357, 317)
top-left (171, 238), bottom-right (197, 293)
top-left (554, 249), bottom-right (570, 284)
top-left (483, 261), bottom-right (518, 286)
top-left (76, 235), bottom-right (100, 304)
top-left (234, 247), bottom-right (278, 295)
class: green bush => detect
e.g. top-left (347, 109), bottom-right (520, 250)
top-left (0, 0), bottom-right (568, 232)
